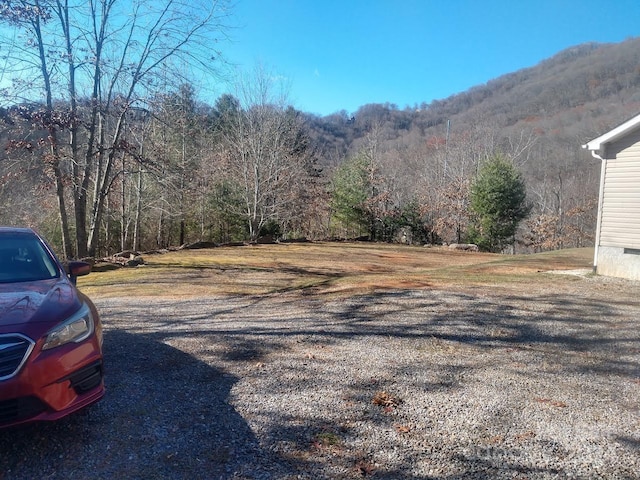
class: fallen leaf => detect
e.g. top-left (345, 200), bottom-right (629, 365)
top-left (372, 390), bottom-right (403, 409)
top-left (515, 430), bottom-right (536, 442)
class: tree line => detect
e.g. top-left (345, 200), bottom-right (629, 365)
top-left (2, 1), bottom-right (636, 258)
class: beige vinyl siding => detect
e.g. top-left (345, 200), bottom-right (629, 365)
top-left (600, 128), bottom-right (640, 248)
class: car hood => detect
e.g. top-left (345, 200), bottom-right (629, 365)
top-left (0, 278), bottom-right (82, 328)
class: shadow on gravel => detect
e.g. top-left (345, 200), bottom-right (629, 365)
top-left (6, 286), bottom-right (635, 479)
top-left (0, 330), bottom-right (286, 480)
top-left (324, 290), bottom-right (640, 379)
top-left (216, 290), bottom-right (639, 478)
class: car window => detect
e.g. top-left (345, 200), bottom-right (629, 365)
top-left (0, 235), bottom-right (60, 283)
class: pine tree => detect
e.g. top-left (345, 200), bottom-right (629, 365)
top-left (330, 155), bottom-right (370, 238)
top-left (468, 154), bottom-right (531, 252)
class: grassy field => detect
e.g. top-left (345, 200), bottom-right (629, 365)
top-left (78, 242), bottom-right (595, 298)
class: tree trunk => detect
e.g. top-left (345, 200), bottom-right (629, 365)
top-left (52, 159), bottom-right (73, 259)
top-left (121, 152), bottom-right (127, 252)
top-left (33, 8), bottom-right (73, 257)
top-left (133, 169), bottom-right (143, 251)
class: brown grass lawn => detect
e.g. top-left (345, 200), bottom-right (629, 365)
top-left (78, 242), bottom-right (596, 299)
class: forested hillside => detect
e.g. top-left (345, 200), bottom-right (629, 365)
top-left (304, 37), bottom-right (640, 250)
top-left (1, 4), bottom-right (638, 259)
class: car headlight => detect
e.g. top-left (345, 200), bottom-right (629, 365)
top-left (42, 303), bottom-right (95, 351)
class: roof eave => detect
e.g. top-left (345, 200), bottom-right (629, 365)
top-left (583, 112), bottom-right (640, 152)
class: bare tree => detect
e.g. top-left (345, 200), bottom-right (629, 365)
top-left (0, 0), bottom-right (230, 257)
top-left (218, 67), bottom-right (316, 241)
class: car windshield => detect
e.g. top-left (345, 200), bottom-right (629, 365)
top-left (0, 233), bottom-right (60, 283)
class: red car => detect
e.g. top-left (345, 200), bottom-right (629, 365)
top-left (0, 227), bottom-right (104, 428)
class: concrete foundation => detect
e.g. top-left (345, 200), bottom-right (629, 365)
top-left (597, 245), bottom-right (640, 280)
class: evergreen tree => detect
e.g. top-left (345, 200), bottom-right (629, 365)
top-left (330, 155), bottom-right (370, 238)
top-left (468, 154), bottom-right (531, 252)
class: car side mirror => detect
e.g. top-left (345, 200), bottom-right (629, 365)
top-left (66, 261), bottom-right (92, 285)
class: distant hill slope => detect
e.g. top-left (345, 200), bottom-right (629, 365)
top-left (425, 40), bottom-right (640, 126)
top-left (307, 37), bottom-right (640, 165)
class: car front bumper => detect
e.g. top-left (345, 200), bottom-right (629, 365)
top-left (0, 336), bottom-right (104, 428)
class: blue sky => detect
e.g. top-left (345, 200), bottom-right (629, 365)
top-left (220, 0), bottom-right (640, 116)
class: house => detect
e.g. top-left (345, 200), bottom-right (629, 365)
top-left (583, 113), bottom-right (640, 280)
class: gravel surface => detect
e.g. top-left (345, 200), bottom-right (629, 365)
top-left (1, 276), bottom-right (639, 479)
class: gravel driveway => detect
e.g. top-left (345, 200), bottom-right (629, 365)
top-left (1, 277), bottom-right (639, 479)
